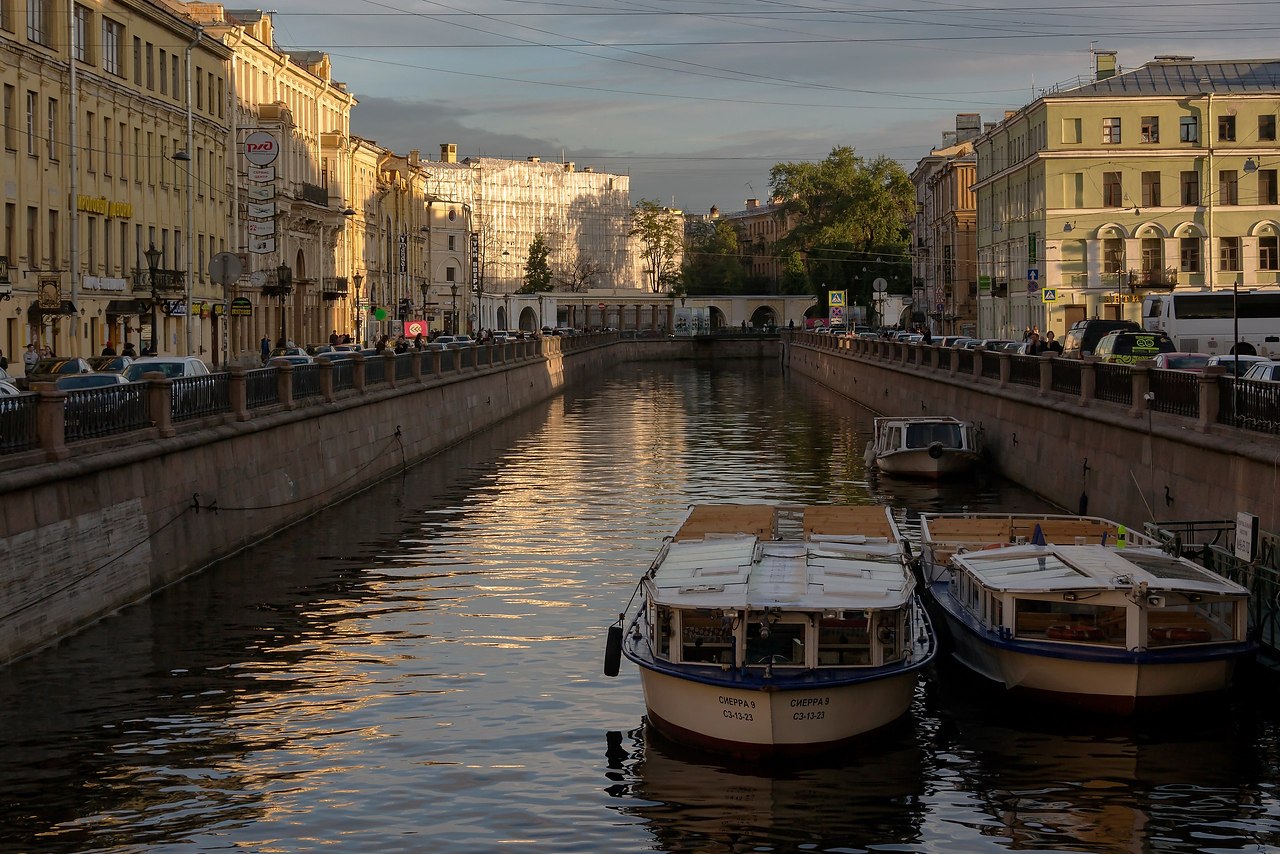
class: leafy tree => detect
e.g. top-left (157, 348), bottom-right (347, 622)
top-left (630, 199), bottom-right (684, 293)
top-left (682, 219), bottom-right (745, 295)
top-left (781, 251), bottom-right (810, 295)
top-left (770, 146), bottom-right (914, 319)
top-left (519, 234), bottom-right (554, 294)
top-left (554, 247), bottom-right (602, 293)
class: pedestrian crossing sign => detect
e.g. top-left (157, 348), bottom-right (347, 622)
top-left (828, 290), bottom-right (846, 308)
top-left (1041, 287), bottom-right (1058, 303)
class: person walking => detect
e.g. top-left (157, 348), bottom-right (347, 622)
top-left (260, 335), bottom-right (271, 364)
top-left (23, 343), bottom-right (39, 373)
top-left (0, 347), bottom-right (7, 370)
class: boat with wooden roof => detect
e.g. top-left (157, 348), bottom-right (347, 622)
top-left (604, 503), bottom-right (936, 757)
top-left (917, 512), bottom-right (1255, 713)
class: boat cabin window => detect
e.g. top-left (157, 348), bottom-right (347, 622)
top-left (1013, 598), bottom-right (1126, 645)
top-left (745, 615), bottom-right (806, 667)
top-left (878, 607), bottom-right (907, 663)
top-left (1147, 599), bottom-right (1238, 646)
top-left (655, 605), bottom-right (673, 659)
top-left (679, 608), bottom-right (734, 664)
top-left (817, 613), bottom-right (870, 666)
top-left (905, 422), bottom-right (964, 449)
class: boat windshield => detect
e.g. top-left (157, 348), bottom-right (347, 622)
top-left (905, 422), bottom-right (964, 449)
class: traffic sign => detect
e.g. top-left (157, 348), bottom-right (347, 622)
top-left (936, 302), bottom-right (945, 312)
top-left (829, 290), bottom-right (847, 306)
top-left (404, 320), bottom-right (427, 337)
top-left (1041, 287), bottom-right (1058, 303)
top-left (209, 252), bottom-right (243, 286)
top-left (1027, 269), bottom-right (1040, 282)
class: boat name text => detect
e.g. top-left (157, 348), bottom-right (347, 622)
top-left (718, 695), bottom-right (756, 709)
top-left (789, 697), bottom-right (830, 707)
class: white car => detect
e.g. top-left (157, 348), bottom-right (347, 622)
top-left (123, 356), bottom-right (212, 381)
top-left (1205, 354), bottom-right (1272, 374)
top-left (1242, 361), bottom-right (1280, 382)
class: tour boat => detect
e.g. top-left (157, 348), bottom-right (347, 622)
top-left (917, 512), bottom-right (1255, 714)
top-left (864, 416), bottom-right (982, 479)
top-left (604, 504), bottom-right (936, 757)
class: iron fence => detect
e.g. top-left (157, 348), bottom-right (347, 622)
top-left (0, 393), bottom-right (38, 454)
top-left (246, 368), bottom-right (279, 409)
top-left (979, 351), bottom-right (1000, 380)
top-left (1051, 359), bottom-right (1082, 396)
top-left (1149, 370), bottom-right (1200, 418)
top-left (395, 353), bottom-right (414, 381)
top-left (172, 373), bottom-right (231, 422)
top-left (956, 349), bottom-right (974, 375)
top-left (292, 364), bottom-right (321, 400)
top-left (364, 356), bottom-right (386, 385)
top-left (1093, 362), bottom-right (1132, 405)
top-left (332, 361), bottom-right (355, 391)
top-left (64, 383), bottom-right (151, 441)
top-left (1008, 354), bottom-right (1040, 387)
top-left (1219, 377), bottom-right (1280, 435)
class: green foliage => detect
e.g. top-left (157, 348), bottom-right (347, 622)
top-left (682, 219), bottom-right (745, 295)
top-left (781, 251), bottom-right (810, 295)
top-left (631, 199), bottom-right (684, 293)
top-left (769, 146), bottom-right (914, 314)
top-left (519, 234), bottom-right (554, 294)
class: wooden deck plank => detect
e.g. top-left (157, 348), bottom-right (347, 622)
top-left (674, 504), bottom-right (776, 541)
top-left (803, 506), bottom-right (896, 540)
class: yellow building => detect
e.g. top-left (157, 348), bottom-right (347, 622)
top-left (974, 53), bottom-right (1280, 339)
top-left (2, 0), bottom-right (231, 363)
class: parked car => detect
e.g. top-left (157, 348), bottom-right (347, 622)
top-left (0, 380), bottom-right (22, 395)
top-left (975, 339), bottom-right (1016, 350)
top-left (87, 355), bottom-right (133, 373)
top-left (22, 357), bottom-right (94, 388)
top-left (1243, 361), bottom-right (1280, 382)
top-left (1093, 330), bottom-right (1176, 364)
top-left (271, 346), bottom-right (308, 359)
top-left (123, 356), bottom-right (211, 380)
top-left (1061, 319), bottom-right (1142, 358)
top-left (1206, 354), bottom-right (1273, 374)
top-left (433, 335), bottom-right (475, 349)
top-left (937, 336), bottom-right (973, 347)
top-left (55, 373), bottom-right (134, 390)
top-left (267, 354), bottom-right (315, 367)
top-left (1150, 352), bottom-right (1211, 372)
top-left (314, 351), bottom-right (356, 364)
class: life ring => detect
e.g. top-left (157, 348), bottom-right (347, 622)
top-left (927, 441), bottom-right (945, 459)
top-left (1046, 624), bottom-right (1105, 641)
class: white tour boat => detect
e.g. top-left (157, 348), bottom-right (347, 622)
top-left (917, 513), bottom-right (1255, 714)
top-left (604, 504), bottom-right (936, 757)
top-left (864, 416), bottom-right (982, 479)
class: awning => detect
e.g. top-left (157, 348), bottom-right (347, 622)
top-left (106, 298), bottom-right (151, 315)
top-left (27, 300), bottom-right (77, 321)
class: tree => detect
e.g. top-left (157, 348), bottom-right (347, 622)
top-left (682, 219), bottom-right (745, 295)
top-left (770, 147), bottom-right (914, 320)
top-left (519, 234), bottom-right (554, 294)
top-left (630, 199), bottom-right (684, 293)
top-left (554, 246), bottom-right (602, 293)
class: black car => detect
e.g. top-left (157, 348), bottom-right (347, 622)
top-left (1061, 319), bottom-right (1143, 359)
top-left (20, 357), bottom-right (93, 388)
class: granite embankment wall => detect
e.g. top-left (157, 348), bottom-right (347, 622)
top-left (0, 335), bottom-right (779, 663)
top-left (787, 334), bottom-right (1280, 535)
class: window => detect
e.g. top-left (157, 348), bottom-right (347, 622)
top-left (133, 37), bottom-right (141, 83)
top-left (1261, 170), bottom-right (1278, 205)
top-left (1103, 238), bottom-right (1124, 273)
top-left (158, 50), bottom-right (167, 95)
top-left (1220, 236), bottom-right (1241, 271)
top-left (2, 84), bottom-right (14, 150)
top-left (118, 121), bottom-right (126, 178)
top-left (1179, 238), bottom-right (1201, 272)
top-left (1142, 171), bottom-right (1161, 207)
top-left (86, 215), bottom-right (97, 272)
top-left (48, 209), bottom-right (58, 269)
top-left (1062, 117), bottom-right (1081, 144)
top-left (1219, 170), bottom-right (1239, 205)
top-left (84, 110), bottom-right (92, 171)
top-left (145, 42), bottom-right (153, 90)
top-left (445, 266), bottom-right (456, 282)
top-left (172, 56), bottom-right (179, 100)
top-left (1262, 115), bottom-right (1277, 142)
top-left (1102, 117), bottom-right (1121, 144)
top-left (25, 91), bottom-right (38, 157)
top-left (73, 5), bottom-right (90, 63)
top-left (1141, 238), bottom-right (1162, 273)
top-left (46, 97), bottom-right (56, 161)
top-left (448, 235), bottom-right (456, 250)
top-left (196, 67), bottom-right (204, 110)
top-left (26, 206), bottom-right (37, 266)
top-left (102, 116), bottom-right (110, 176)
top-left (1103, 172), bottom-right (1122, 207)
top-left (1261, 236), bottom-right (1279, 271)
top-left (102, 19), bottom-right (121, 76)
top-left (1181, 170), bottom-right (1200, 205)
top-left (1180, 115), bottom-right (1199, 143)
top-left (27, 0), bottom-right (50, 45)
top-left (3, 203), bottom-right (12, 261)
top-left (1141, 116), bottom-right (1159, 143)
top-left (0, 0), bottom-right (10, 32)
top-left (1218, 114), bottom-right (1236, 142)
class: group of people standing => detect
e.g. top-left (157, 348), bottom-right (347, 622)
top-left (1022, 326), bottom-right (1064, 355)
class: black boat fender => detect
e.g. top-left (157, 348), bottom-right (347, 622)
top-left (927, 441), bottom-right (945, 459)
top-left (604, 620), bottom-right (624, 677)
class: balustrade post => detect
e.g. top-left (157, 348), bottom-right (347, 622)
top-left (35, 387), bottom-right (70, 460)
top-left (1038, 354), bottom-right (1054, 397)
top-left (972, 349), bottom-right (984, 383)
top-left (1129, 364), bottom-right (1151, 418)
top-left (275, 363), bottom-right (295, 409)
top-left (998, 351), bottom-right (1012, 388)
top-left (228, 367), bottom-right (249, 421)
top-left (431, 350), bottom-right (442, 378)
top-left (1079, 358), bottom-right (1097, 407)
top-left (319, 359), bottom-right (335, 403)
top-left (929, 345), bottom-right (940, 370)
top-left (950, 345), bottom-right (961, 377)
top-left (353, 353), bottom-right (367, 393)
top-left (412, 350), bottom-right (424, 382)
top-left (142, 373), bottom-right (175, 437)
top-left (384, 353), bottom-right (398, 388)
top-left (1199, 366), bottom-right (1225, 431)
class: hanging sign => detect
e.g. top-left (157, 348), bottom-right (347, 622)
top-left (248, 185), bottom-right (274, 201)
top-left (249, 236), bottom-right (276, 254)
top-left (244, 131), bottom-right (280, 167)
top-left (230, 297), bottom-right (254, 317)
top-left (248, 202), bottom-right (275, 219)
top-left (247, 219), bottom-right (276, 236)
top-left (247, 166), bottom-right (275, 183)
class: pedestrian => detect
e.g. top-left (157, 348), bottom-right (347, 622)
top-left (1023, 325), bottom-right (1032, 342)
top-left (23, 343), bottom-right (38, 373)
top-left (122, 341), bottom-right (137, 358)
top-left (1042, 330), bottom-right (1063, 355)
top-left (0, 347), bottom-right (7, 370)
top-left (101, 341), bottom-right (117, 356)
top-left (414, 332), bottom-right (425, 350)
top-left (260, 335), bottom-right (271, 364)
top-left (375, 334), bottom-right (388, 354)
top-left (921, 325), bottom-right (933, 345)
top-left (329, 329), bottom-right (339, 346)
top-left (1025, 331), bottom-right (1041, 354)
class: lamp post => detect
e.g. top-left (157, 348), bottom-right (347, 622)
top-left (275, 263), bottom-right (291, 345)
top-left (450, 283), bottom-right (458, 334)
top-left (145, 243), bottom-right (162, 355)
top-left (352, 272), bottom-right (364, 344)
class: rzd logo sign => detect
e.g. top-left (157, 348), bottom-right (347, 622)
top-left (243, 131), bottom-right (280, 167)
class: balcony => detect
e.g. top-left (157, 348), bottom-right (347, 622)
top-left (132, 267), bottom-right (186, 294)
top-left (322, 277), bottom-right (349, 300)
top-left (1129, 267), bottom-right (1180, 289)
top-left (299, 182), bottom-right (330, 207)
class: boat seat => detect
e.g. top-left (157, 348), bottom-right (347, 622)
top-left (675, 504), bottom-right (776, 541)
top-left (803, 506), bottom-right (895, 540)
top-left (1011, 519), bottom-right (1118, 544)
top-left (926, 519), bottom-right (1013, 546)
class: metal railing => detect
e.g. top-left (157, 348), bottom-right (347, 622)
top-left (292, 364), bottom-right (321, 400)
top-left (979, 351), bottom-right (1000, 380)
top-left (1051, 359), bottom-right (1082, 396)
top-left (1149, 369), bottom-right (1200, 417)
top-left (1008, 354), bottom-right (1040, 387)
top-left (364, 355), bottom-right (386, 385)
top-left (65, 383), bottom-right (150, 441)
top-left (395, 353), bottom-right (414, 381)
top-left (246, 368), bottom-right (279, 409)
top-left (172, 373), bottom-right (230, 422)
top-left (1093, 362), bottom-right (1132, 404)
top-left (331, 360), bottom-right (355, 391)
top-left (0, 393), bottom-right (38, 454)
top-left (1220, 377), bottom-right (1280, 435)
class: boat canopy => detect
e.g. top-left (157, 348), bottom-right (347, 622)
top-left (953, 545), bottom-right (1249, 596)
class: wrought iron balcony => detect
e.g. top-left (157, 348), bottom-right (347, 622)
top-left (299, 182), bottom-right (330, 207)
top-left (322, 277), bottom-right (349, 300)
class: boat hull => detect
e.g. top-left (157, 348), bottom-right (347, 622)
top-left (876, 448), bottom-right (980, 479)
top-left (933, 589), bottom-right (1241, 714)
top-left (635, 664), bottom-right (921, 757)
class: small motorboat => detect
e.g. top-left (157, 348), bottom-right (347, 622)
top-left (604, 503), bottom-right (936, 757)
top-left (864, 416), bottom-right (982, 479)
top-left (917, 512), bottom-right (1255, 714)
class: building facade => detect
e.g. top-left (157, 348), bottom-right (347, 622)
top-left (973, 53), bottom-right (1280, 339)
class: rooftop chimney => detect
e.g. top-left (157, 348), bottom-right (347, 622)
top-left (1095, 50), bottom-right (1117, 80)
top-left (440, 143), bottom-right (457, 163)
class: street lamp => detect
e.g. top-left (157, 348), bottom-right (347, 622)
top-left (275, 263), bottom-right (292, 344)
top-left (352, 272), bottom-right (364, 344)
top-left (145, 243), bottom-right (162, 355)
top-left (450, 283), bottom-right (458, 334)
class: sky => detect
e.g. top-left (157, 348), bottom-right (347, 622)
top-left (262, 0), bottom-right (1280, 215)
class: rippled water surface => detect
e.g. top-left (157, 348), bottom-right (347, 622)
top-left (4, 362), bottom-right (1280, 853)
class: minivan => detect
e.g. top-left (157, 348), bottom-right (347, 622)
top-left (1061, 319), bottom-right (1143, 359)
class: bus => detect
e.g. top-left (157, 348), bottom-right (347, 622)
top-left (1142, 290), bottom-right (1280, 356)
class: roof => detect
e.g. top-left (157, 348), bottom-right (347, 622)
top-left (1055, 59), bottom-right (1280, 98)
top-left (954, 545), bottom-right (1249, 596)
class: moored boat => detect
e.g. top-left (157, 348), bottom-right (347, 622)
top-left (917, 512), bottom-right (1255, 714)
top-left (864, 416), bottom-right (982, 479)
top-left (605, 503), bottom-right (936, 757)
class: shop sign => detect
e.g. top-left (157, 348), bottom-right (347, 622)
top-left (248, 202), bottom-right (275, 219)
top-left (248, 166), bottom-right (275, 183)
top-left (230, 297), bottom-right (254, 317)
top-left (76, 195), bottom-right (133, 219)
top-left (244, 131), bottom-right (280, 167)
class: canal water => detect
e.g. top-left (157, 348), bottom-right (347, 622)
top-left (3, 361), bottom-right (1280, 853)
